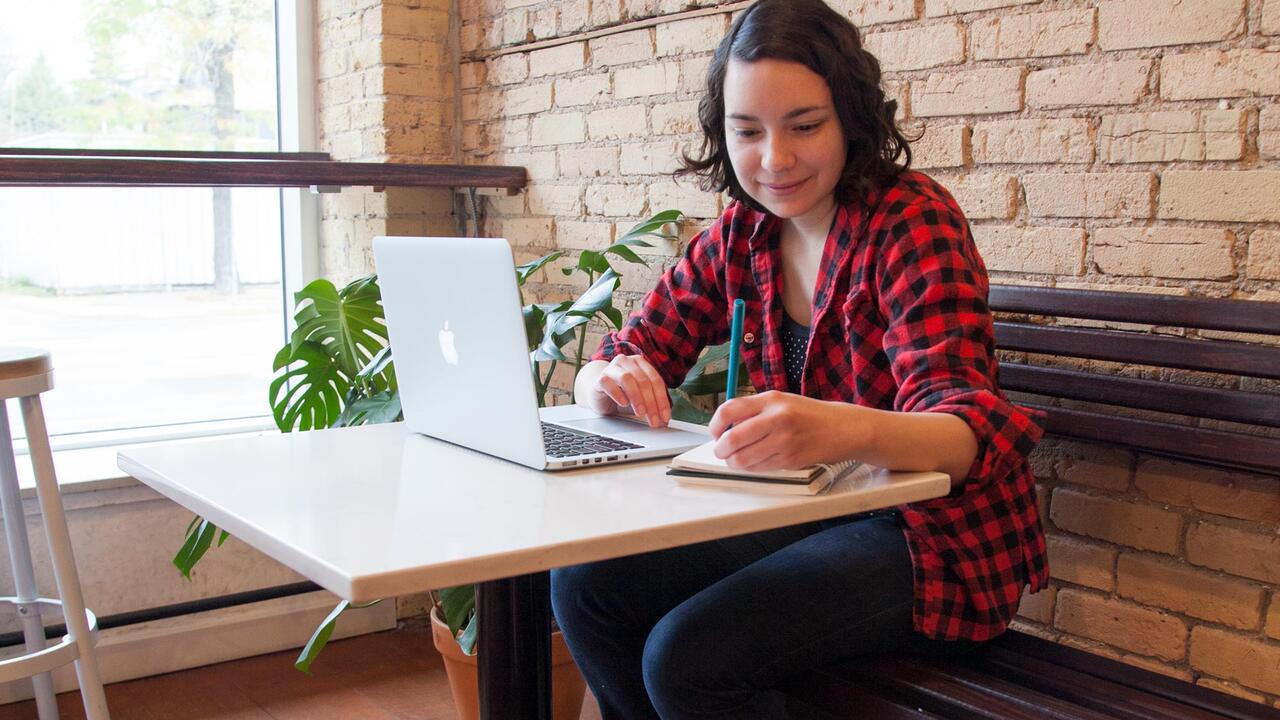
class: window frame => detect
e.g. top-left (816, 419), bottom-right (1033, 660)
top-left (277, 0), bottom-right (321, 311)
top-left (5, 0), bottom-right (319, 483)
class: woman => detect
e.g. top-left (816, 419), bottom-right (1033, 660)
top-left (552, 1), bottom-right (1048, 717)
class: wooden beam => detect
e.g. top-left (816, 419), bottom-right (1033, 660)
top-left (0, 156), bottom-right (527, 189)
top-left (0, 148), bottom-right (332, 161)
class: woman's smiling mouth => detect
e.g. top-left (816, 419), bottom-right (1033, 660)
top-left (762, 178), bottom-right (809, 195)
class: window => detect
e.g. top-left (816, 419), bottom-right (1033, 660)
top-left (0, 0), bottom-right (316, 462)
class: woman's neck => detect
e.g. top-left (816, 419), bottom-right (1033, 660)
top-left (781, 197), bottom-right (839, 249)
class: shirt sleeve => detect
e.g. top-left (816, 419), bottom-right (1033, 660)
top-left (872, 196), bottom-right (1044, 485)
top-left (591, 215), bottom-right (731, 388)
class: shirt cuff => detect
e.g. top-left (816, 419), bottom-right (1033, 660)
top-left (926, 389), bottom-right (1045, 485)
top-left (590, 333), bottom-right (644, 364)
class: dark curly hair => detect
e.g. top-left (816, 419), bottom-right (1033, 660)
top-left (676, 0), bottom-right (913, 208)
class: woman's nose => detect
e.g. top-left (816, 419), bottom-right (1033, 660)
top-left (760, 135), bottom-right (794, 172)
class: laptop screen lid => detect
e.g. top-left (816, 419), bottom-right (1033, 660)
top-left (373, 235), bottom-right (547, 469)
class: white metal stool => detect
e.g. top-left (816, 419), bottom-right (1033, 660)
top-left (0, 348), bottom-right (109, 719)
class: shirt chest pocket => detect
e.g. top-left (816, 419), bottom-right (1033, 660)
top-left (840, 289), bottom-right (893, 404)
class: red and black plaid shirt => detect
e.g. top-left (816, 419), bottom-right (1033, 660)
top-left (593, 171), bottom-right (1049, 641)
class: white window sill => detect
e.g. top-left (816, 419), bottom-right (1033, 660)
top-left (13, 417), bottom-right (279, 497)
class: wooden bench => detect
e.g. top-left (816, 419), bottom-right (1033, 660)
top-left (989, 284), bottom-right (1280, 476)
top-left (784, 284), bottom-right (1280, 719)
top-left (785, 629), bottom-right (1280, 719)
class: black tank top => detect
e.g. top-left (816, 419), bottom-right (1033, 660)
top-left (781, 309), bottom-right (810, 394)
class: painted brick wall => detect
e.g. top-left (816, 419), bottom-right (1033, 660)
top-left (316, 0), bottom-right (458, 286)
top-left (332, 0), bottom-right (1280, 702)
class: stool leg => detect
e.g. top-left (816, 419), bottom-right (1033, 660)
top-left (20, 395), bottom-right (111, 720)
top-left (0, 403), bottom-right (59, 720)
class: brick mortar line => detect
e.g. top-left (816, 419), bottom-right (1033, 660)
top-left (1049, 582), bottom-right (1262, 644)
top-left (464, 1), bottom-right (753, 62)
top-left (1060, 601), bottom-right (1278, 693)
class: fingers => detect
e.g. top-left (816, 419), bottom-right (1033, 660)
top-left (717, 419), bottom-right (797, 471)
top-left (596, 355), bottom-right (670, 427)
top-left (620, 371), bottom-right (658, 424)
top-left (731, 449), bottom-right (784, 472)
top-left (708, 393), bottom-right (768, 439)
top-left (709, 392), bottom-right (802, 470)
top-left (595, 372), bottom-right (630, 413)
top-left (712, 412), bottom-right (769, 462)
top-left (636, 359), bottom-right (671, 426)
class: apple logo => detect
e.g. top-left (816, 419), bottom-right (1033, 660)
top-left (438, 321), bottom-right (460, 366)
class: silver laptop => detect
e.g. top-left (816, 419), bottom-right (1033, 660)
top-left (373, 235), bottom-right (707, 471)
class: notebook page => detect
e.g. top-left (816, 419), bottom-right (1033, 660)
top-left (670, 441), bottom-right (821, 481)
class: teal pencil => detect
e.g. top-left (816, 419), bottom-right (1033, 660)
top-left (725, 298), bottom-right (745, 400)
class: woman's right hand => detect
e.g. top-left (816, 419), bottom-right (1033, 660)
top-left (576, 356), bottom-right (672, 428)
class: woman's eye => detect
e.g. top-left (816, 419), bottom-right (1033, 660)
top-left (731, 128), bottom-right (758, 139)
top-left (794, 122), bottom-right (821, 133)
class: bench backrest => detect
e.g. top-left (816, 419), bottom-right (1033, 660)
top-left (989, 285), bottom-right (1280, 476)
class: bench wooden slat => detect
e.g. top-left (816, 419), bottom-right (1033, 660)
top-left (989, 286), bottom-right (1280, 335)
top-left (976, 651), bottom-right (1226, 720)
top-left (793, 661), bottom-right (1045, 720)
top-left (988, 632), bottom-right (1280, 720)
top-left (1000, 364), bottom-right (1280, 428)
top-left (783, 669), bottom-right (949, 719)
top-left (846, 655), bottom-right (1114, 720)
top-left (788, 630), bottom-right (1280, 719)
top-left (881, 656), bottom-right (1124, 720)
top-left (994, 324), bottom-right (1280, 380)
top-left (1024, 403), bottom-right (1280, 474)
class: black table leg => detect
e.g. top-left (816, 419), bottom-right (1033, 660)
top-left (477, 571), bottom-right (552, 720)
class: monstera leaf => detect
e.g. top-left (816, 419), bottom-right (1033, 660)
top-left (290, 275), bottom-right (387, 376)
top-left (333, 347), bottom-right (401, 427)
top-left (269, 276), bottom-right (390, 432)
top-left (269, 341), bottom-right (346, 431)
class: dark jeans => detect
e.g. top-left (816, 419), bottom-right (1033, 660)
top-left (550, 512), bottom-right (974, 720)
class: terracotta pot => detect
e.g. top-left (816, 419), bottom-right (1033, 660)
top-left (430, 606), bottom-right (587, 720)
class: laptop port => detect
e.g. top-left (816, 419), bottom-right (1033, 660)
top-left (607, 456), bottom-right (618, 461)
top-left (594, 457), bottom-right (603, 463)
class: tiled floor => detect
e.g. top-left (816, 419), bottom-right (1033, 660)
top-left (0, 620), bottom-right (603, 720)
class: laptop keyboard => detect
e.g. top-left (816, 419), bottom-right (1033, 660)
top-left (541, 422), bottom-right (643, 458)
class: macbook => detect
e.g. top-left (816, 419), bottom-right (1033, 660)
top-left (373, 235), bottom-right (707, 471)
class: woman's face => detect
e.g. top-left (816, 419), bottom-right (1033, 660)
top-left (723, 58), bottom-right (847, 229)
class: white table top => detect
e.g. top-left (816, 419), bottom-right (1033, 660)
top-left (118, 422), bottom-right (949, 602)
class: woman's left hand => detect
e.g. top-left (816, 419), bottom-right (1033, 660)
top-left (708, 391), bottom-right (863, 471)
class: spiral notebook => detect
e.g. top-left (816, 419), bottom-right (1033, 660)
top-left (666, 441), bottom-right (865, 495)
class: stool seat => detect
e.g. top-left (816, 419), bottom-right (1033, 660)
top-left (0, 347), bottom-right (52, 381)
top-left (0, 348), bottom-right (54, 399)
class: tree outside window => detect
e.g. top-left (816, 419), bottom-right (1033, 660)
top-left (0, 0), bottom-right (289, 447)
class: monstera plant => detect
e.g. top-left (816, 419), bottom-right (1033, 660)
top-left (170, 209), bottom-right (752, 670)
